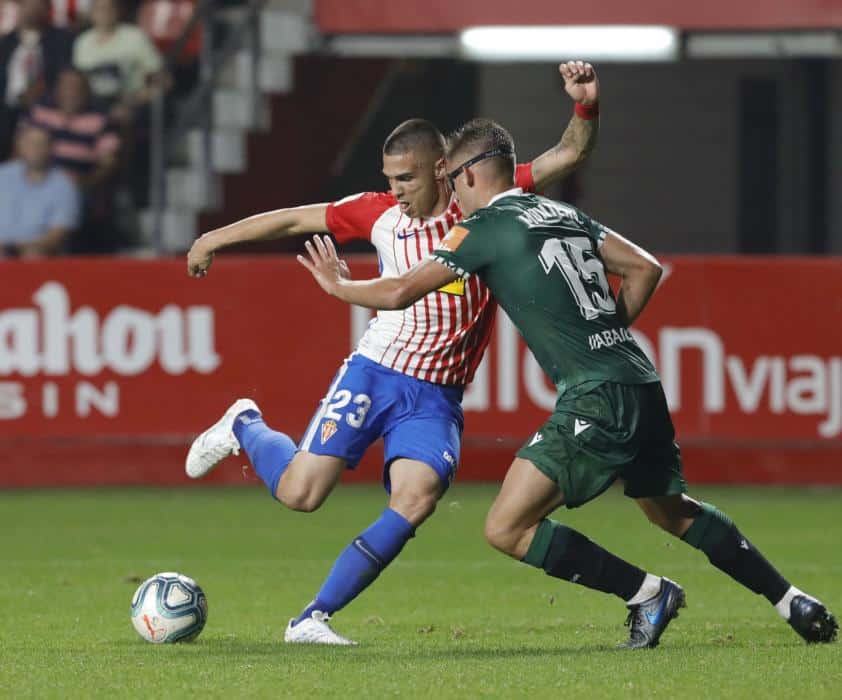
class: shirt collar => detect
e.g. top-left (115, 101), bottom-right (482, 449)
top-left (488, 187), bottom-right (524, 206)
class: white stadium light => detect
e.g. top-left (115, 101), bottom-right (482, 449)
top-left (460, 25), bottom-right (679, 62)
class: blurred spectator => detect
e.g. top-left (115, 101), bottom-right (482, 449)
top-left (137, 0), bottom-right (199, 95)
top-left (0, 0), bottom-right (74, 157)
top-left (0, 122), bottom-right (81, 257)
top-left (28, 67), bottom-right (120, 187)
top-left (49, 0), bottom-right (91, 29)
top-left (137, 0), bottom-right (199, 57)
top-left (27, 67), bottom-right (123, 252)
top-left (1, 0), bottom-right (93, 33)
top-left (1, 0), bottom-right (17, 34)
top-left (73, 0), bottom-right (166, 122)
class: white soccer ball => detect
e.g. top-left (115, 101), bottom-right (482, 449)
top-left (130, 572), bottom-right (208, 643)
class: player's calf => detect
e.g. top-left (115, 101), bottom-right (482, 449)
top-left (520, 518), bottom-right (682, 647)
top-left (287, 507), bottom-right (416, 640)
top-left (679, 500), bottom-right (837, 643)
top-left (275, 452), bottom-right (345, 511)
top-left (680, 501), bottom-right (790, 602)
top-left (522, 520), bottom-right (652, 599)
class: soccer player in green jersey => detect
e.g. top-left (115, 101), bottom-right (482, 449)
top-left (298, 119), bottom-right (838, 649)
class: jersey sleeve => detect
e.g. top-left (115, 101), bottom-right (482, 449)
top-left (325, 191), bottom-right (395, 243)
top-left (514, 162), bottom-right (536, 193)
top-left (579, 210), bottom-right (613, 249)
top-left (430, 221), bottom-right (495, 279)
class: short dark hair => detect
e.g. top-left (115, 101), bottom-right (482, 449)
top-left (446, 118), bottom-right (516, 181)
top-left (383, 119), bottom-right (446, 157)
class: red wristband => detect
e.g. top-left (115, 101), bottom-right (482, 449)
top-left (574, 101), bottom-right (599, 120)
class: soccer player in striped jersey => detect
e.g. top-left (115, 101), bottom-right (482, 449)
top-left (186, 61), bottom-right (600, 645)
top-left (298, 118), bottom-right (838, 649)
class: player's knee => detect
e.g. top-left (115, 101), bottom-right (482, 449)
top-left (277, 482), bottom-right (327, 512)
top-left (483, 517), bottom-right (519, 556)
top-left (643, 506), bottom-right (670, 530)
top-left (640, 495), bottom-right (700, 536)
top-left (644, 509), bottom-right (686, 537)
top-left (389, 491), bottom-right (438, 527)
top-left (647, 512), bottom-right (670, 533)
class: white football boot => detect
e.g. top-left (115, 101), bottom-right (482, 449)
top-left (185, 398), bottom-right (259, 479)
top-left (284, 611), bottom-right (357, 646)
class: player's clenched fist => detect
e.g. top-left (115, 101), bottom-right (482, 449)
top-left (560, 60), bottom-right (599, 106)
top-left (187, 237), bottom-right (214, 278)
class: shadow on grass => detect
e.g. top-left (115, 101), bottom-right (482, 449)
top-left (108, 638), bottom-right (614, 659)
top-left (105, 631), bottom-right (800, 660)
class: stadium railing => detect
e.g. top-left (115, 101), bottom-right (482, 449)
top-left (148, 0), bottom-right (266, 253)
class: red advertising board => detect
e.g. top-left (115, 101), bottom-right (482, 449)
top-left (315, 0), bottom-right (842, 34)
top-left (0, 256), bottom-right (840, 486)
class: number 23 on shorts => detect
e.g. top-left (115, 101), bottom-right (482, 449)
top-left (324, 390), bottom-right (373, 429)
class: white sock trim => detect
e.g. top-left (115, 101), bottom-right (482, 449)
top-left (775, 585), bottom-right (815, 620)
top-left (626, 573), bottom-right (662, 606)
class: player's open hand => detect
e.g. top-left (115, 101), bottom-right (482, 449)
top-left (297, 235), bottom-right (350, 295)
top-left (560, 60), bottom-right (599, 106)
top-left (187, 237), bottom-right (214, 278)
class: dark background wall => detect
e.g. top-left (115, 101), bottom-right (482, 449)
top-left (478, 59), bottom-right (841, 255)
top-left (204, 56), bottom-right (840, 256)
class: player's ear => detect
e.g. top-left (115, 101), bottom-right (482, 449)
top-left (464, 166), bottom-right (476, 188)
top-left (434, 157), bottom-right (447, 181)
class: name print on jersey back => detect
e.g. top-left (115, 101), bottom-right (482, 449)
top-left (434, 192), bottom-right (660, 397)
top-left (519, 199), bottom-right (617, 322)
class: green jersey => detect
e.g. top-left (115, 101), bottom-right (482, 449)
top-left (432, 189), bottom-right (659, 398)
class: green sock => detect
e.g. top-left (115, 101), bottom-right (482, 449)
top-left (681, 501), bottom-right (733, 549)
top-left (681, 502), bottom-right (789, 604)
top-left (523, 519), bottom-right (557, 568)
top-left (523, 519), bottom-right (646, 601)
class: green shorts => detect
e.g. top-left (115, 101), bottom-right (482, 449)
top-left (516, 381), bottom-right (687, 508)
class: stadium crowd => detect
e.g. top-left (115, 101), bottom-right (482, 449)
top-left (0, 0), bottom-right (199, 257)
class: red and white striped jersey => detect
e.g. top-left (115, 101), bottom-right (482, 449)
top-left (325, 162), bottom-right (535, 387)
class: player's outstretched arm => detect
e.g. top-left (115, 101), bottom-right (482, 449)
top-left (186, 203), bottom-right (330, 278)
top-left (600, 231), bottom-right (663, 326)
top-left (298, 235), bottom-right (457, 310)
top-left (529, 60), bottom-right (600, 191)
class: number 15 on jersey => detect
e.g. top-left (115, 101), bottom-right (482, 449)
top-left (539, 237), bottom-right (616, 321)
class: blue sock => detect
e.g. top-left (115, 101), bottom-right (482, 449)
top-left (294, 508), bottom-right (415, 625)
top-left (232, 410), bottom-right (296, 498)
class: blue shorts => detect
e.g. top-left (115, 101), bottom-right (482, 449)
top-left (299, 354), bottom-right (464, 491)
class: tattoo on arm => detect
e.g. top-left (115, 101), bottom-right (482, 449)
top-left (532, 113), bottom-right (599, 189)
top-left (559, 114), bottom-right (598, 164)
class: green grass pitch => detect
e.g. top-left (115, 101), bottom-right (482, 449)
top-left (1, 484), bottom-right (840, 698)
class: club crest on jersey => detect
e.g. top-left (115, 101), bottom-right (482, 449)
top-left (439, 225), bottom-right (470, 251)
top-left (437, 278), bottom-right (465, 296)
top-left (320, 419), bottom-right (338, 444)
